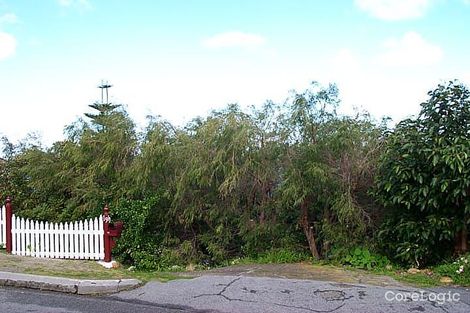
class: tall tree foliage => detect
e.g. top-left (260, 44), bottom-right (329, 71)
top-left (280, 83), bottom-right (384, 259)
top-left (0, 81), bottom-right (386, 268)
top-left (0, 102), bottom-right (137, 220)
top-left (375, 81), bottom-right (470, 267)
top-left (169, 104), bottom-right (285, 261)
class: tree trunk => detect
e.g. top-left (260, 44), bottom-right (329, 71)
top-left (462, 228), bottom-right (468, 252)
top-left (455, 226), bottom-right (468, 254)
top-left (300, 200), bottom-right (320, 259)
top-left (259, 210), bottom-right (265, 225)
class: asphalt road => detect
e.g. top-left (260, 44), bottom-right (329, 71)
top-left (114, 275), bottom-right (470, 313)
top-left (0, 286), bottom-right (208, 313)
top-left (2, 275), bottom-right (470, 313)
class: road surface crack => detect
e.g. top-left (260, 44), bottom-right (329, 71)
top-left (193, 278), bottom-right (349, 312)
top-left (194, 277), bottom-right (253, 303)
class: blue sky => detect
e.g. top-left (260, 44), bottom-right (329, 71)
top-left (1, 0), bottom-right (470, 145)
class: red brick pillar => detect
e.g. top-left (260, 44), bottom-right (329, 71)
top-left (103, 204), bottom-right (112, 262)
top-left (5, 196), bottom-right (12, 253)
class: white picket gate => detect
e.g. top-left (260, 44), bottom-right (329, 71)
top-left (10, 214), bottom-right (105, 260)
top-left (0, 205), bottom-right (6, 247)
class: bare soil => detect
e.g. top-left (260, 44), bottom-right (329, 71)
top-left (0, 250), bottom-right (404, 287)
top-left (178, 263), bottom-right (404, 287)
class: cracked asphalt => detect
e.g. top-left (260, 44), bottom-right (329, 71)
top-left (113, 275), bottom-right (470, 313)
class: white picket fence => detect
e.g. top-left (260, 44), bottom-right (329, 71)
top-left (10, 214), bottom-right (105, 260)
top-left (0, 205), bottom-right (6, 247)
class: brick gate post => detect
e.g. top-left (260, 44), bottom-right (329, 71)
top-left (103, 204), bottom-right (112, 262)
top-left (5, 196), bottom-right (12, 253)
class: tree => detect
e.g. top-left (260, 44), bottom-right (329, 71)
top-left (61, 101), bottom-right (138, 216)
top-left (279, 82), bottom-right (384, 259)
top-left (0, 81), bottom-right (387, 269)
top-left (0, 101), bottom-right (138, 221)
top-left (375, 81), bottom-right (470, 266)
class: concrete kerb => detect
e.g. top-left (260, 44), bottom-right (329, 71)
top-left (0, 271), bottom-right (141, 295)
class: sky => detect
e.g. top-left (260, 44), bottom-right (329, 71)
top-left (1, 0), bottom-right (470, 146)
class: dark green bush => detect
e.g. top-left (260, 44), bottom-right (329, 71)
top-left (112, 193), bottom-right (170, 270)
top-left (378, 215), bottom-right (454, 267)
top-left (374, 81), bottom-right (470, 267)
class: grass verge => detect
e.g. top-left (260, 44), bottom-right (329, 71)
top-left (0, 250), bottom-right (184, 283)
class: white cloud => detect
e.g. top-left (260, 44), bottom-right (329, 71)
top-left (0, 31), bottom-right (16, 60)
top-left (58, 0), bottom-right (72, 5)
top-left (57, 0), bottom-right (92, 10)
top-left (326, 43), bottom-right (443, 123)
top-left (202, 31), bottom-right (266, 49)
top-left (461, 73), bottom-right (470, 87)
top-left (331, 49), bottom-right (361, 76)
top-left (375, 31), bottom-right (443, 67)
top-left (0, 13), bottom-right (18, 24)
top-left (355, 0), bottom-right (432, 20)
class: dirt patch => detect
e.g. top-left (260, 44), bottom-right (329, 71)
top-left (0, 251), bottom-right (404, 287)
top-left (177, 263), bottom-right (404, 287)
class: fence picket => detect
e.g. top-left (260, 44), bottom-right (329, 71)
top-left (45, 222), bottom-right (50, 258)
top-left (70, 222), bottom-right (73, 258)
top-left (52, 222), bottom-right (58, 258)
top-left (20, 217), bottom-right (25, 256)
top-left (98, 215), bottom-right (104, 260)
top-left (58, 223), bottom-right (63, 258)
top-left (39, 221), bottom-right (44, 258)
top-left (26, 219), bottom-right (31, 256)
top-left (64, 222), bottom-right (69, 258)
top-left (70, 222), bottom-right (75, 258)
top-left (73, 221), bottom-right (78, 259)
top-left (92, 218), bottom-right (98, 259)
top-left (34, 220), bottom-right (39, 257)
top-left (49, 222), bottom-right (53, 258)
top-left (31, 219), bottom-right (35, 256)
top-left (0, 205), bottom-right (5, 247)
top-left (49, 222), bottom-right (55, 258)
top-left (17, 217), bottom-right (21, 255)
top-left (78, 220), bottom-right (84, 259)
top-left (11, 214), bottom-right (17, 254)
top-left (84, 220), bottom-right (89, 258)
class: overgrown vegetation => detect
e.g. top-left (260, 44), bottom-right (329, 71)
top-left (1, 80), bottom-right (469, 280)
top-left (374, 81), bottom-right (470, 268)
top-left (342, 247), bottom-right (390, 270)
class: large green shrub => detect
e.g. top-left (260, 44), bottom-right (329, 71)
top-left (375, 81), bottom-right (470, 267)
top-left (112, 194), bottom-right (171, 270)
